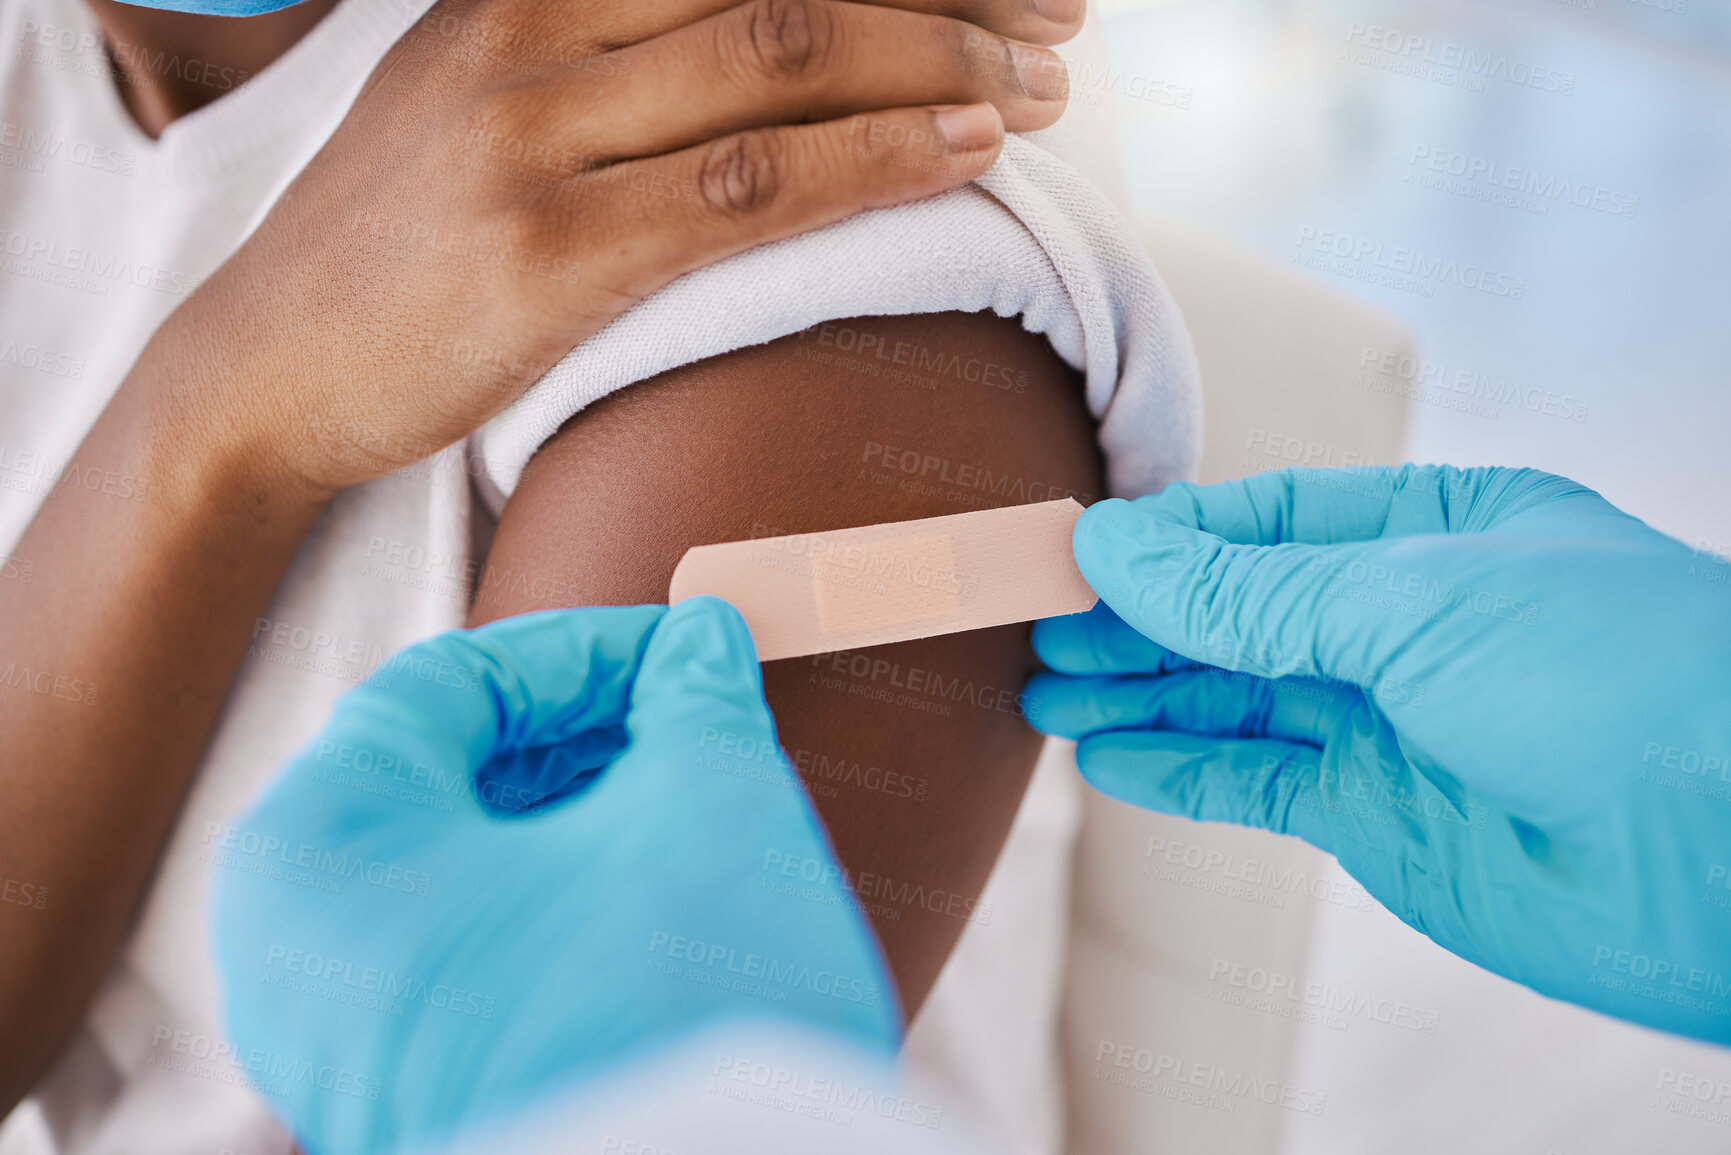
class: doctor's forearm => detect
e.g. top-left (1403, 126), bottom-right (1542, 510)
top-left (0, 365), bottom-right (329, 1112)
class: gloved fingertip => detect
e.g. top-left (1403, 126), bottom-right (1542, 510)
top-left (675, 595), bottom-right (757, 648)
top-left (1132, 481), bottom-right (1206, 527)
top-left (457, 604), bottom-right (669, 682)
top-left (1077, 496), bottom-right (1199, 550)
top-left (1030, 612), bottom-right (1086, 670)
top-left (1019, 671), bottom-right (1068, 736)
top-left (1074, 496), bottom-right (1134, 539)
top-left (646, 597), bottom-right (764, 690)
top-left (1025, 671), bottom-right (1151, 741)
top-left (1034, 600), bottom-right (1183, 676)
top-left (1073, 500), bottom-right (1210, 607)
top-left (1072, 500), bottom-right (1131, 588)
top-left (1073, 735), bottom-right (1182, 814)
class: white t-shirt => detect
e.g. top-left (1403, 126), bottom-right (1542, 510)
top-left (0, 3), bottom-right (1175, 1152)
top-left (1, 2), bottom-right (472, 1150)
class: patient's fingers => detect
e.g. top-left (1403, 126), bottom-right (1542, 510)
top-left (526, 0), bottom-right (1087, 57)
top-left (537, 0), bottom-right (1066, 164)
top-left (879, 0), bottom-right (1087, 47)
top-left (576, 103), bottom-right (1003, 305)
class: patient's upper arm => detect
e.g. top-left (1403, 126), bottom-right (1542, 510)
top-left (467, 310), bottom-right (1102, 1017)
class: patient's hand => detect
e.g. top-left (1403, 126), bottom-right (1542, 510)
top-left (469, 310), bottom-right (1103, 1016)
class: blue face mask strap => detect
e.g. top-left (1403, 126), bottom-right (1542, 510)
top-left (107, 0), bottom-right (313, 15)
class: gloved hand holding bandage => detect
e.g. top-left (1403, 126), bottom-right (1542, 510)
top-left (212, 600), bottom-right (898, 1155)
top-left (1027, 465), bottom-right (1731, 1044)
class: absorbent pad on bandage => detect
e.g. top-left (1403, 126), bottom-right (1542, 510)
top-left (668, 499), bottom-right (1098, 662)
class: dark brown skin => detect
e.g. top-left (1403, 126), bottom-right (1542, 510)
top-left (0, 0), bottom-right (1085, 1112)
top-left (470, 309), bottom-right (1103, 1015)
top-left (86, 0), bottom-right (344, 137)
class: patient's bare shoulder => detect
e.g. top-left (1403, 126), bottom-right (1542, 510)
top-left (469, 310), bottom-right (1102, 1015)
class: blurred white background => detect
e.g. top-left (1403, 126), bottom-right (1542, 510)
top-left (1101, 0), bottom-right (1731, 551)
top-left (1071, 3), bottom-right (1731, 1152)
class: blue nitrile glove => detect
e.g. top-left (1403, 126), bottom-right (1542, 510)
top-left (1026, 466), bottom-right (1731, 1045)
top-left (212, 599), bottom-right (899, 1155)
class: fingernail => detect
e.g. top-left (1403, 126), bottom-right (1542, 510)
top-left (933, 103), bottom-right (1002, 152)
top-left (1033, 0), bottom-right (1084, 23)
top-left (1010, 42), bottom-right (1068, 102)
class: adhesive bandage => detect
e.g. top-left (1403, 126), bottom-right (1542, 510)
top-left (668, 499), bottom-right (1099, 662)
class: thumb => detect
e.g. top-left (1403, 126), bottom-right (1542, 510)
top-left (626, 597), bottom-right (794, 785)
top-left (1073, 498), bottom-right (1428, 687)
